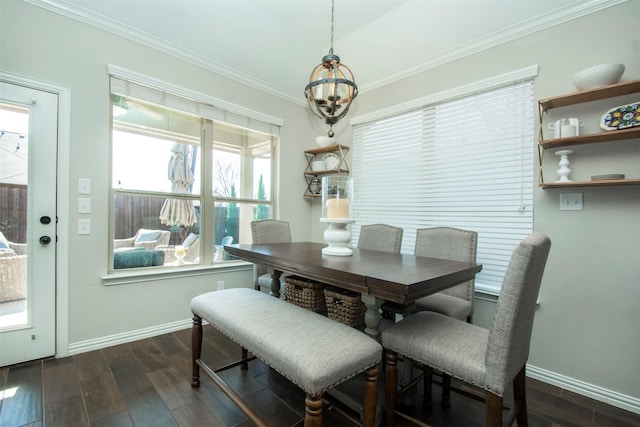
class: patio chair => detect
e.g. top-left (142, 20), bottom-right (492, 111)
top-left (114, 229), bottom-right (171, 251)
top-left (0, 249), bottom-right (27, 303)
top-left (157, 232), bottom-right (200, 263)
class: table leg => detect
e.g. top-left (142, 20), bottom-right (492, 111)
top-left (360, 294), bottom-right (383, 340)
top-left (269, 269), bottom-right (282, 298)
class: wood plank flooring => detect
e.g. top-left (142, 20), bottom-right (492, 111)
top-left (1, 325), bottom-right (639, 426)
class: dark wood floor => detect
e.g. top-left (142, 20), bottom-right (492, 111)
top-left (1, 325), bottom-right (638, 427)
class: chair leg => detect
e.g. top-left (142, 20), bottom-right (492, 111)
top-left (422, 366), bottom-right (434, 414)
top-left (304, 393), bottom-right (323, 427)
top-left (384, 350), bottom-right (398, 427)
top-left (485, 391), bottom-right (503, 427)
top-left (191, 315), bottom-right (202, 388)
top-left (513, 365), bottom-right (529, 427)
top-left (362, 365), bottom-right (379, 427)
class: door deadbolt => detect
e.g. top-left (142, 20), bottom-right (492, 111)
top-left (40, 216), bottom-right (52, 224)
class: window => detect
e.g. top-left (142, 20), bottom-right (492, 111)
top-left (350, 67), bottom-right (536, 293)
top-left (109, 67), bottom-right (282, 272)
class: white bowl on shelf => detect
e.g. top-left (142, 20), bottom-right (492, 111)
top-left (572, 63), bottom-right (625, 91)
top-left (310, 160), bottom-right (326, 171)
top-left (315, 135), bottom-right (335, 147)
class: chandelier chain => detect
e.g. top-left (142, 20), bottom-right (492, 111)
top-left (330, 0), bottom-right (334, 55)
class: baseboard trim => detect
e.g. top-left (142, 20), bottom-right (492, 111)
top-left (68, 319), bottom-right (193, 355)
top-left (527, 364), bottom-right (640, 415)
top-left (68, 320), bottom-right (639, 416)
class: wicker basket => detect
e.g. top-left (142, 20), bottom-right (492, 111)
top-left (324, 288), bottom-right (366, 328)
top-left (284, 275), bottom-right (327, 313)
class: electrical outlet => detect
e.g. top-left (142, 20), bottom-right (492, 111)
top-left (217, 281), bottom-right (225, 290)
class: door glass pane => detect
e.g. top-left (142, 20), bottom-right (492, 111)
top-left (0, 103), bottom-right (29, 330)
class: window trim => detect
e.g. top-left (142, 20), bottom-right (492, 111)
top-left (106, 66), bottom-right (282, 278)
top-left (349, 65), bottom-right (538, 126)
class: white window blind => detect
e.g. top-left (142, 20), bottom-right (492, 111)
top-left (351, 79), bottom-right (535, 293)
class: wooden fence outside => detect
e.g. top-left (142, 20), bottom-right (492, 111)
top-left (0, 184), bottom-right (236, 247)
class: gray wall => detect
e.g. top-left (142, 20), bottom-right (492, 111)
top-left (1, 1), bottom-right (314, 344)
top-left (351, 0), bottom-right (640, 409)
top-left (2, 0), bottom-right (639, 412)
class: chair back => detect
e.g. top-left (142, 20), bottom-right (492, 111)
top-left (415, 227), bottom-right (477, 302)
top-left (485, 233), bottom-right (551, 395)
top-left (357, 224), bottom-right (403, 253)
top-left (251, 220), bottom-right (292, 244)
top-left (250, 220), bottom-right (292, 288)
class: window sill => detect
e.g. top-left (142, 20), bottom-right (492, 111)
top-left (474, 282), bottom-right (500, 302)
top-left (102, 260), bottom-right (251, 286)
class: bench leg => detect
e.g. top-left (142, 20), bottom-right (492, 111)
top-left (362, 364), bottom-right (379, 427)
top-left (241, 347), bottom-right (249, 371)
top-left (191, 314), bottom-right (202, 388)
top-left (304, 393), bottom-right (323, 427)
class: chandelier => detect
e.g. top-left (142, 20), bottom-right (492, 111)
top-left (304, 0), bottom-right (358, 137)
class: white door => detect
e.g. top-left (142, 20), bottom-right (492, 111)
top-left (0, 81), bottom-right (58, 366)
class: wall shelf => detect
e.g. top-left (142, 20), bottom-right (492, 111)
top-left (538, 79), bottom-right (640, 188)
top-left (303, 144), bottom-right (349, 197)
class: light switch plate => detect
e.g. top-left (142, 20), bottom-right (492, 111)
top-left (78, 178), bottom-right (91, 194)
top-left (78, 197), bottom-right (91, 213)
top-left (78, 219), bottom-right (91, 235)
top-left (560, 193), bottom-right (583, 210)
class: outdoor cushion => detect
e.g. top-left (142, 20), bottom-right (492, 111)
top-left (114, 248), bottom-right (165, 269)
top-left (135, 229), bottom-right (162, 243)
top-left (183, 233), bottom-right (199, 248)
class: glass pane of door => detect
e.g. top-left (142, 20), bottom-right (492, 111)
top-left (0, 103), bottom-right (29, 330)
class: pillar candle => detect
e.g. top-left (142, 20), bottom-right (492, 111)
top-left (326, 198), bottom-right (350, 218)
top-left (175, 245), bottom-right (186, 256)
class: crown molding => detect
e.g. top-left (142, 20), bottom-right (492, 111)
top-left (27, 0), bottom-right (626, 105)
top-left (25, 0), bottom-right (303, 105)
top-left (359, 0), bottom-right (628, 93)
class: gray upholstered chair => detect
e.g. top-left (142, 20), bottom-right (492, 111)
top-left (408, 227), bottom-right (478, 407)
top-left (250, 220), bottom-right (291, 295)
top-left (357, 223), bottom-right (403, 253)
top-left (381, 233), bottom-right (551, 427)
top-left (414, 227), bottom-right (478, 322)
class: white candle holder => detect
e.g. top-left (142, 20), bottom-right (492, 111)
top-left (321, 176), bottom-right (354, 256)
top-left (320, 218), bottom-right (355, 256)
top-left (174, 245), bottom-right (186, 265)
top-left (555, 150), bottom-right (574, 182)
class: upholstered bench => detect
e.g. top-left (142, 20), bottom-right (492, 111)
top-left (191, 288), bottom-right (382, 426)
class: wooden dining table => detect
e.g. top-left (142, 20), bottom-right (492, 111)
top-left (225, 241), bottom-right (482, 339)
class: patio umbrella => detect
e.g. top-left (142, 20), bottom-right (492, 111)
top-left (159, 143), bottom-right (197, 228)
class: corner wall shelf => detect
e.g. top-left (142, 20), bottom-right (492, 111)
top-left (303, 144), bottom-right (349, 197)
top-left (538, 79), bottom-right (640, 188)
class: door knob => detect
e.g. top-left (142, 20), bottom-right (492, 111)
top-left (40, 216), bottom-right (51, 224)
top-left (39, 236), bottom-right (52, 245)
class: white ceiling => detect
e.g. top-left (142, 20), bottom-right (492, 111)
top-left (29, 1), bottom-right (622, 104)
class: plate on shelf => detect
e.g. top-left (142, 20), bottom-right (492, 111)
top-left (322, 153), bottom-right (340, 170)
top-left (600, 101), bottom-right (640, 131)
